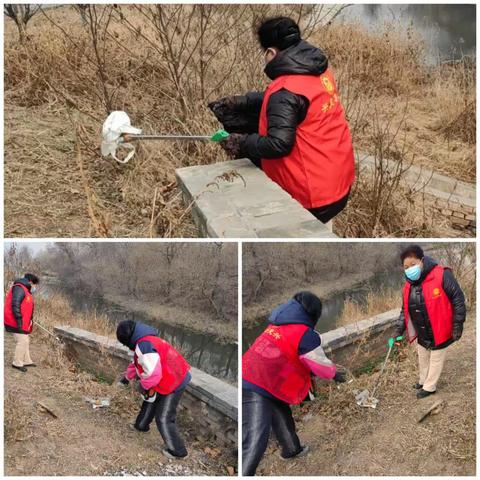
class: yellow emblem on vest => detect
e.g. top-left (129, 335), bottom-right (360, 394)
top-left (433, 287), bottom-right (441, 297)
top-left (265, 326), bottom-right (281, 340)
top-left (322, 75), bottom-right (335, 94)
top-left (25, 296), bottom-right (32, 302)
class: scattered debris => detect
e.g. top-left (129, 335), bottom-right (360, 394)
top-left (355, 344), bottom-right (394, 409)
top-left (206, 170), bottom-right (247, 189)
top-left (84, 396), bottom-right (111, 409)
top-left (354, 388), bottom-right (379, 409)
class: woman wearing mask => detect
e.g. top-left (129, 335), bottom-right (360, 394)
top-left (390, 245), bottom-right (466, 399)
top-left (242, 291), bottom-right (346, 476)
top-left (209, 16), bottom-right (355, 226)
top-left (4, 273), bottom-right (40, 372)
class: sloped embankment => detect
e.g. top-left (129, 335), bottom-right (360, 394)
top-left (257, 314), bottom-right (476, 476)
top-left (4, 334), bottom-right (236, 476)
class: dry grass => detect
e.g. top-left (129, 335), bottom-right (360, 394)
top-left (258, 315), bottom-right (476, 475)
top-left (4, 394), bottom-right (31, 443)
top-left (4, 6), bottom-right (475, 237)
top-left (35, 294), bottom-right (115, 338)
top-left (337, 287), bottom-right (400, 326)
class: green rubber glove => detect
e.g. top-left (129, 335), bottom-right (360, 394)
top-left (210, 129), bottom-right (230, 142)
top-left (388, 336), bottom-right (403, 348)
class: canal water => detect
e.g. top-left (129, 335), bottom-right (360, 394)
top-left (243, 269), bottom-right (404, 352)
top-left (338, 4), bottom-right (476, 65)
top-left (44, 282), bottom-right (237, 383)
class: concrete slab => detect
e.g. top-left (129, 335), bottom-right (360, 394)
top-left (358, 155), bottom-right (476, 206)
top-left (176, 159), bottom-right (336, 238)
top-left (321, 308), bottom-right (400, 351)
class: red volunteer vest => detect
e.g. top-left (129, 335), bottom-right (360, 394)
top-left (242, 324), bottom-right (311, 405)
top-left (4, 283), bottom-right (34, 333)
top-left (403, 265), bottom-right (454, 346)
top-left (134, 335), bottom-right (190, 395)
top-left (259, 69), bottom-right (355, 209)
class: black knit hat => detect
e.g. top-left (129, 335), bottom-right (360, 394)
top-left (293, 291), bottom-right (322, 324)
top-left (257, 16), bottom-right (301, 51)
top-left (116, 320), bottom-right (136, 348)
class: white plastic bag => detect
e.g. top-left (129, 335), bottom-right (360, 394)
top-left (101, 111), bottom-right (142, 164)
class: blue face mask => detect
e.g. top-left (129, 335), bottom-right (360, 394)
top-left (405, 264), bottom-right (422, 281)
top-left (30, 286), bottom-right (36, 294)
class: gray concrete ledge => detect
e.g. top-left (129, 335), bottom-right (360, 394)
top-left (176, 158), bottom-right (336, 238)
top-left (320, 308), bottom-right (401, 370)
top-left (54, 326), bottom-right (237, 422)
top-left (322, 308), bottom-right (400, 351)
top-left (359, 155), bottom-right (475, 207)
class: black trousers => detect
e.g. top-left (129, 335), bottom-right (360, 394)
top-left (309, 189), bottom-right (350, 223)
top-left (242, 389), bottom-right (301, 476)
top-left (134, 386), bottom-right (188, 457)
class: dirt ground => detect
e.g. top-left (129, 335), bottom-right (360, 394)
top-left (4, 335), bottom-right (237, 476)
top-left (256, 313), bottom-right (476, 476)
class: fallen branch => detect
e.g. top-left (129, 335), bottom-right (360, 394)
top-left (417, 399), bottom-right (445, 423)
top-left (37, 401), bottom-right (58, 419)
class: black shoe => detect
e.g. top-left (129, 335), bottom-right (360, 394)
top-left (417, 388), bottom-right (436, 399)
top-left (280, 445), bottom-right (310, 461)
top-left (414, 383), bottom-right (423, 389)
top-left (12, 365), bottom-right (27, 372)
top-left (162, 448), bottom-right (188, 459)
top-left (24, 363), bottom-right (37, 368)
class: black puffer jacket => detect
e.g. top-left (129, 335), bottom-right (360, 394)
top-left (5, 278), bottom-right (33, 334)
top-left (218, 40), bottom-right (328, 162)
top-left (394, 256), bottom-right (466, 350)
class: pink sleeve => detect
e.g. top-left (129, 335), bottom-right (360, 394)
top-left (138, 352), bottom-right (163, 390)
top-left (125, 362), bottom-right (137, 380)
top-left (300, 346), bottom-right (337, 380)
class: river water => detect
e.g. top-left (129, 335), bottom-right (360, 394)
top-left (243, 269), bottom-right (405, 352)
top-left (338, 4), bottom-right (476, 65)
top-left (44, 282), bottom-right (237, 383)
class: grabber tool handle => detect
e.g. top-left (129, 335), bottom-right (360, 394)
top-left (210, 129), bottom-right (230, 142)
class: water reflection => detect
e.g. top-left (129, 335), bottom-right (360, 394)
top-left (338, 4), bottom-right (476, 64)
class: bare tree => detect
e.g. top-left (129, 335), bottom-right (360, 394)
top-left (4, 4), bottom-right (40, 42)
top-left (74, 4), bottom-right (88, 26)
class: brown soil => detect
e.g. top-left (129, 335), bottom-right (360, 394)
top-left (256, 313), bottom-right (476, 476)
top-left (4, 334), bottom-right (237, 476)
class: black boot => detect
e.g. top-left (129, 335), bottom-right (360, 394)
top-left (413, 383), bottom-right (423, 389)
top-left (12, 364), bottom-right (27, 372)
top-left (279, 444), bottom-right (310, 461)
top-left (417, 388), bottom-right (436, 399)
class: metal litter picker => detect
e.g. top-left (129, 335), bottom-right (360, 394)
top-left (101, 111), bottom-right (229, 163)
top-left (355, 336), bottom-right (401, 408)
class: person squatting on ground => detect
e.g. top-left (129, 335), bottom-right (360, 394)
top-left (209, 17), bottom-right (355, 225)
top-left (4, 273), bottom-right (40, 372)
top-left (242, 291), bottom-right (347, 476)
top-left (390, 244), bottom-right (466, 399)
top-left (116, 320), bottom-right (191, 459)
